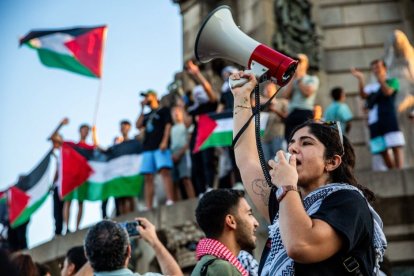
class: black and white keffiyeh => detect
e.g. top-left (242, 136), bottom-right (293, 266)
top-left (261, 183), bottom-right (387, 276)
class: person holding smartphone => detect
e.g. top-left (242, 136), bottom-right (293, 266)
top-left (81, 218), bottom-right (182, 276)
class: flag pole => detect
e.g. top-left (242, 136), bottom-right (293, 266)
top-left (92, 79), bottom-right (103, 126)
top-left (92, 26), bottom-right (108, 126)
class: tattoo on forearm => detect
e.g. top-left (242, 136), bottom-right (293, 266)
top-left (251, 179), bottom-right (270, 206)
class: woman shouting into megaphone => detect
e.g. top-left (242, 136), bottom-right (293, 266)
top-left (231, 71), bottom-right (386, 276)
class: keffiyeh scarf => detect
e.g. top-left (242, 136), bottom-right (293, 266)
top-left (261, 183), bottom-right (387, 276)
top-left (196, 238), bottom-right (249, 276)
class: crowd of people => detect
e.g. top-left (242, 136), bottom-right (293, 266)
top-left (2, 28), bottom-right (414, 275)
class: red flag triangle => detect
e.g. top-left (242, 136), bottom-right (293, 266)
top-left (64, 26), bottom-right (106, 78)
top-left (8, 187), bottom-right (30, 225)
top-left (59, 143), bottom-right (94, 198)
top-left (194, 114), bottom-right (218, 153)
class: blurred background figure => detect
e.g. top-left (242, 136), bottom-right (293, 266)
top-left (185, 60), bottom-right (218, 195)
top-left (384, 29), bottom-right (414, 167)
top-left (63, 123), bottom-right (92, 233)
top-left (283, 53), bottom-right (319, 141)
top-left (0, 249), bottom-right (18, 276)
top-left (260, 81), bottom-right (288, 162)
top-left (170, 106), bottom-right (196, 200)
top-left (11, 253), bottom-right (39, 276)
top-left (60, 245), bottom-right (87, 276)
top-left (324, 86), bottom-right (353, 134)
top-left (351, 60), bottom-right (405, 169)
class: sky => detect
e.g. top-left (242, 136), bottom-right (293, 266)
top-left (0, 0), bottom-right (182, 248)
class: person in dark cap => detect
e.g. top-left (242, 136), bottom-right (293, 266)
top-left (136, 90), bottom-right (175, 209)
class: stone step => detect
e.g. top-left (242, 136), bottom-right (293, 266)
top-left (318, 1), bottom-right (402, 28)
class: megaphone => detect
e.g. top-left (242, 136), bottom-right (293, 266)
top-left (195, 5), bottom-right (298, 88)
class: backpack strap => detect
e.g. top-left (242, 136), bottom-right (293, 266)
top-left (200, 258), bottom-right (217, 276)
top-left (342, 256), bottom-right (364, 276)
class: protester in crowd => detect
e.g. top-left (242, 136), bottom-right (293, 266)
top-left (36, 262), bottom-right (51, 276)
top-left (324, 86), bottom-right (353, 134)
top-left (217, 65), bottom-right (238, 112)
top-left (231, 71), bottom-right (386, 275)
top-left (60, 245), bottom-right (87, 276)
top-left (192, 189), bottom-right (259, 275)
top-left (351, 60), bottom-right (405, 169)
top-left (185, 60), bottom-right (218, 195)
top-left (283, 53), bottom-right (319, 141)
top-left (216, 65), bottom-right (243, 189)
top-left (50, 118), bottom-right (69, 236)
top-left (11, 253), bottom-right (40, 276)
top-left (114, 120), bottom-right (136, 216)
top-left (136, 90), bottom-right (175, 209)
top-left (7, 219), bottom-right (30, 252)
top-left (114, 120), bottom-right (132, 144)
top-left (63, 123), bottom-right (93, 233)
top-left (93, 120), bottom-right (138, 217)
top-left (170, 106), bottom-right (196, 200)
top-left (261, 81), bottom-right (289, 162)
top-left (0, 249), bottom-right (18, 276)
top-left (6, 176), bottom-right (30, 252)
top-left (83, 218), bottom-right (182, 276)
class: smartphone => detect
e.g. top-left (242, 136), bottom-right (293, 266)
top-left (118, 221), bottom-right (140, 237)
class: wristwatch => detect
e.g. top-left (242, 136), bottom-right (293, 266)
top-left (276, 185), bottom-right (299, 202)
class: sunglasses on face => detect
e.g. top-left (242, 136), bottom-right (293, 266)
top-left (320, 120), bottom-right (345, 156)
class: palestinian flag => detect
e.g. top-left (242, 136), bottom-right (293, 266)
top-left (8, 151), bottom-right (53, 228)
top-left (62, 140), bottom-right (144, 201)
top-left (20, 25), bottom-right (107, 78)
top-left (194, 110), bottom-right (269, 152)
top-left (58, 142), bottom-right (94, 198)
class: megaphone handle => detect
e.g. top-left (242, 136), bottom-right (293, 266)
top-left (229, 71), bottom-right (252, 89)
top-left (229, 61), bottom-right (269, 89)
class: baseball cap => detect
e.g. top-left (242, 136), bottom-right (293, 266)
top-left (140, 89), bottom-right (157, 97)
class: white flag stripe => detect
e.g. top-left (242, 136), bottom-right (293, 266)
top-left (33, 33), bottom-right (74, 55)
top-left (88, 154), bottom-right (142, 183)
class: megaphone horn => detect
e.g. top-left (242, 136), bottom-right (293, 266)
top-left (195, 5), bottom-right (298, 87)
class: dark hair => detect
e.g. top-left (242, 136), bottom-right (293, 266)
top-left (11, 253), bottom-right (39, 276)
top-left (330, 86), bottom-right (344, 101)
top-left (195, 189), bottom-right (245, 238)
top-left (35, 262), bottom-right (50, 276)
top-left (66, 246), bottom-right (87, 273)
top-left (370, 59), bottom-right (386, 68)
top-left (289, 121), bottom-right (375, 203)
top-left (84, 220), bottom-right (129, 272)
top-left (79, 124), bottom-right (90, 131)
top-left (120, 120), bottom-right (131, 126)
top-left (0, 249), bottom-right (18, 276)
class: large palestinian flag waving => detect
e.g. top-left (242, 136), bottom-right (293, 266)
top-left (20, 25), bottom-right (107, 78)
top-left (8, 151), bottom-right (53, 228)
top-left (61, 140), bottom-right (144, 201)
top-left (194, 111), bottom-right (269, 152)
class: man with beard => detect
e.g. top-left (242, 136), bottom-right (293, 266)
top-left (192, 189), bottom-right (259, 276)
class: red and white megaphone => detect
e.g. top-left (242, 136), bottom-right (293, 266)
top-left (195, 5), bottom-right (298, 88)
